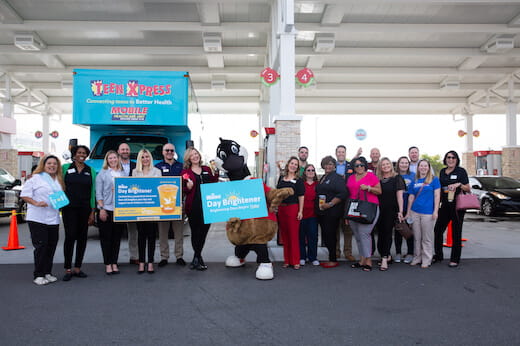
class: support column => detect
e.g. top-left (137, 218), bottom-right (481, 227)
top-left (503, 101), bottom-right (520, 178)
top-left (42, 108), bottom-right (50, 154)
top-left (0, 74), bottom-right (18, 176)
top-left (461, 113), bottom-right (475, 174)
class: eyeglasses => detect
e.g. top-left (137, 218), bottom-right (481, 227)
top-left (446, 156), bottom-right (456, 159)
top-left (306, 169), bottom-right (315, 172)
top-left (164, 149), bottom-right (175, 152)
top-left (354, 164), bottom-right (365, 168)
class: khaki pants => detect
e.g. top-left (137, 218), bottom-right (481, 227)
top-left (336, 221), bottom-right (353, 258)
top-left (158, 220), bottom-right (184, 260)
top-left (411, 212), bottom-right (435, 266)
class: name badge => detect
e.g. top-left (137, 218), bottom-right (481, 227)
top-left (162, 168), bottom-right (169, 173)
top-left (85, 172), bottom-right (90, 176)
top-left (290, 179), bottom-right (296, 184)
top-left (67, 168), bottom-right (76, 174)
top-left (450, 175), bottom-right (457, 179)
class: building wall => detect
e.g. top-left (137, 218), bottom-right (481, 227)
top-left (502, 146), bottom-right (520, 179)
top-left (0, 149), bottom-right (18, 177)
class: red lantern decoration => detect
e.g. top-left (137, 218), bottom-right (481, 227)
top-left (34, 131), bottom-right (43, 139)
top-left (458, 130), bottom-right (467, 137)
top-left (50, 130), bottom-right (59, 139)
top-left (472, 130), bottom-right (480, 137)
top-left (250, 130), bottom-right (259, 138)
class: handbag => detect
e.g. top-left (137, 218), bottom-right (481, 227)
top-left (395, 220), bottom-right (413, 239)
top-left (345, 190), bottom-right (378, 224)
top-left (456, 191), bottom-right (480, 211)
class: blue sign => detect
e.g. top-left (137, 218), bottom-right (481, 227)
top-left (200, 179), bottom-right (268, 224)
top-left (73, 69), bottom-right (189, 126)
top-left (114, 176), bottom-right (182, 222)
top-left (355, 128), bottom-right (367, 141)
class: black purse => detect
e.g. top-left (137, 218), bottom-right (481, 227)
top-left (345, 190), bottom-right (378, 224)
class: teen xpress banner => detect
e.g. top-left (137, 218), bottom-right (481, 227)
top-left (73, 69), bottom-right (189, 126)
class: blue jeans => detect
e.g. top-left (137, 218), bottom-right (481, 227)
top-left (299, 217), bottom-right (318, 262)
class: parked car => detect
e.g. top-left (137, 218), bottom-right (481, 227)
top-left (469, 176), bottom-right (520, 216)
top-left (0, 168), bottom-right (26, 223)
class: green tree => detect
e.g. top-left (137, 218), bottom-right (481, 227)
top-left (421, 153), bottom-right (443, 174)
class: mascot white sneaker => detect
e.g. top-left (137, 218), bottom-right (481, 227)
top-left (214, 138), bottom-right (292, 280)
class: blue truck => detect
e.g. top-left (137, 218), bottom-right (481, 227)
top-left (72, 69), bottom-right (194, 171)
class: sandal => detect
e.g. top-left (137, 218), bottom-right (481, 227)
top-left (293, 264), bottom-right (300, 270)
top-left (351, 263), bottom-right (362, 269)
top-left (362, 265), bottom-right (372, 272)
top-left (282, 263), bottom-right (289, 268)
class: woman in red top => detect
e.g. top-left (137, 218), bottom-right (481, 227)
top-left (181, 147), bottom-right (218, 271)
top-left (299, 164), bottom-right (319, 266)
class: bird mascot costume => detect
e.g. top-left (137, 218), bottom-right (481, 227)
top-left (214, 138), bottom-right (292, 280)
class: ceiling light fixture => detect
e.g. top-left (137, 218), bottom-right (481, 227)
top-left (14, 33), bottom-right (46, 51)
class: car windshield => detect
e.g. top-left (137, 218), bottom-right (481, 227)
top-left (477, 177), bottom-right (520, 189)
top-left (91, 135), bottom-right (168, 160)
top-left (0, 168), bottom-right (16, 185)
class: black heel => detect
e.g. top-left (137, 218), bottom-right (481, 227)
top-left (197, 256), bottom-right (208, 271)
top-left (190, 257), bottom-right (200, 270)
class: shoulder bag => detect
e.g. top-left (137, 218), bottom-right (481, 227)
top-left (345, 189), bottom-right (378, 224)
top-left (395, 181), bottom-right (425, 239)
top-left (456, 191), bottom-right (480, 211)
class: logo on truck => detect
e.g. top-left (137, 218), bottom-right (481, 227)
top-left (90, 80), bottom-right (172, 97)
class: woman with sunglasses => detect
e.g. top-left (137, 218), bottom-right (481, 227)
top-left (346, 157), bottom-right (381, 272)
top-left (433, 151), bottom-right (470, 268)
top-left (299, 164), bottom-right (319, 266)
top-left (316, 156), bottom-right (348, 268)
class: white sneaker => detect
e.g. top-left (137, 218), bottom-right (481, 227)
top-left (45, 274), bottom-right (58, 283)
top-left (256, 263), bottom-right (274, 280)
top-left (225, 255), bottom-right (245, 267)
top-left (299, 259), bottom-right (306, 266)
top-left (404, 254), bottom-right (413, 264)
top-left (312, 260), bottom-right (320, 266)
top-left (33, 277), bottom-right (49, 286)
top-left (394, 254), bottom-right (402, 263)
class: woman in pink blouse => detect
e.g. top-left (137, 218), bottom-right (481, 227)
top-left (345, 156), bottom-right (381, 272)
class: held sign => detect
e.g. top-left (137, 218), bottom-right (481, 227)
top-left (113, 176), bottom-right (182, 222)
top-left (201, 179), bottom-right (268, 224)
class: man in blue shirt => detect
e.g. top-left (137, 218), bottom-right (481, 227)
top-left (155, 143), bottom-right (186, 267)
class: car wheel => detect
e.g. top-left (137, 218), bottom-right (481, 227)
top-left (481, 199), bottom-right (494, 217)
top-left (17, 202), bottom-right (27, 224)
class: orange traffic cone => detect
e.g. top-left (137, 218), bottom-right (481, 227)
top-left (443, 221), bottom-right (466, 248)
top-left (2, 210), bottom-right (25, 250)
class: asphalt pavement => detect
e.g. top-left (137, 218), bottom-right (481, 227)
top-left (1, 214), bottom-right (519, 345)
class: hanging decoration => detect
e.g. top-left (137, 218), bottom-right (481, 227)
top-left (458, 130), bottom-right (467, 137)
top-left (34, 131), bottom-right (43, 139)
top-left (50, 130), bottom-right (59, 139)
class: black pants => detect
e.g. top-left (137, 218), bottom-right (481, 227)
top-left (394, 228), bottom-right (414, 256)
top-left (434, 203), bottom-right (465, 263)
top-left (98, 210), bottom-right (123, 265)
top-left (62, 206), bottom-right (91, 269)
top-left (188, 211), bottom-right (211, 258)
top-left (376, 210), bottom-right (395, 257)
top-left (28, 221), bottom-right (59, 279)
top-left (137, 222), bottom-right (157, 263)
top-left (235, 244), bottom-right (270, 263)
top-left (318, 214), bottom-right (340, 262)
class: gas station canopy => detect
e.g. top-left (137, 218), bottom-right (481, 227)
top-left (1, 0), bottom-right (520, 116)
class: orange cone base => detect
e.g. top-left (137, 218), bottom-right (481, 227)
top-left (2, 245), bottom-right (25, 250)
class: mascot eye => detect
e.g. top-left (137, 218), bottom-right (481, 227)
top-left (218, 151), bottom-right (227, 160)
top-left (231, 145), bottom-right (239, 154)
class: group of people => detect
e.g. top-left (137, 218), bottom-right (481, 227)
top-left (21, 142), bottom-right (217, 285)
top-left (20, 140), bottom-right (470, 286)
top-left (275, 145), bottom-right (470, 272)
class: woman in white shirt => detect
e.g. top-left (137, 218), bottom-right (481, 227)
top-left (132, 149), bottom-right (161, 274)
top-left (21, 155), bottom-right (65, 286)
top-left (96, 150), bottom-right (125, 275)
